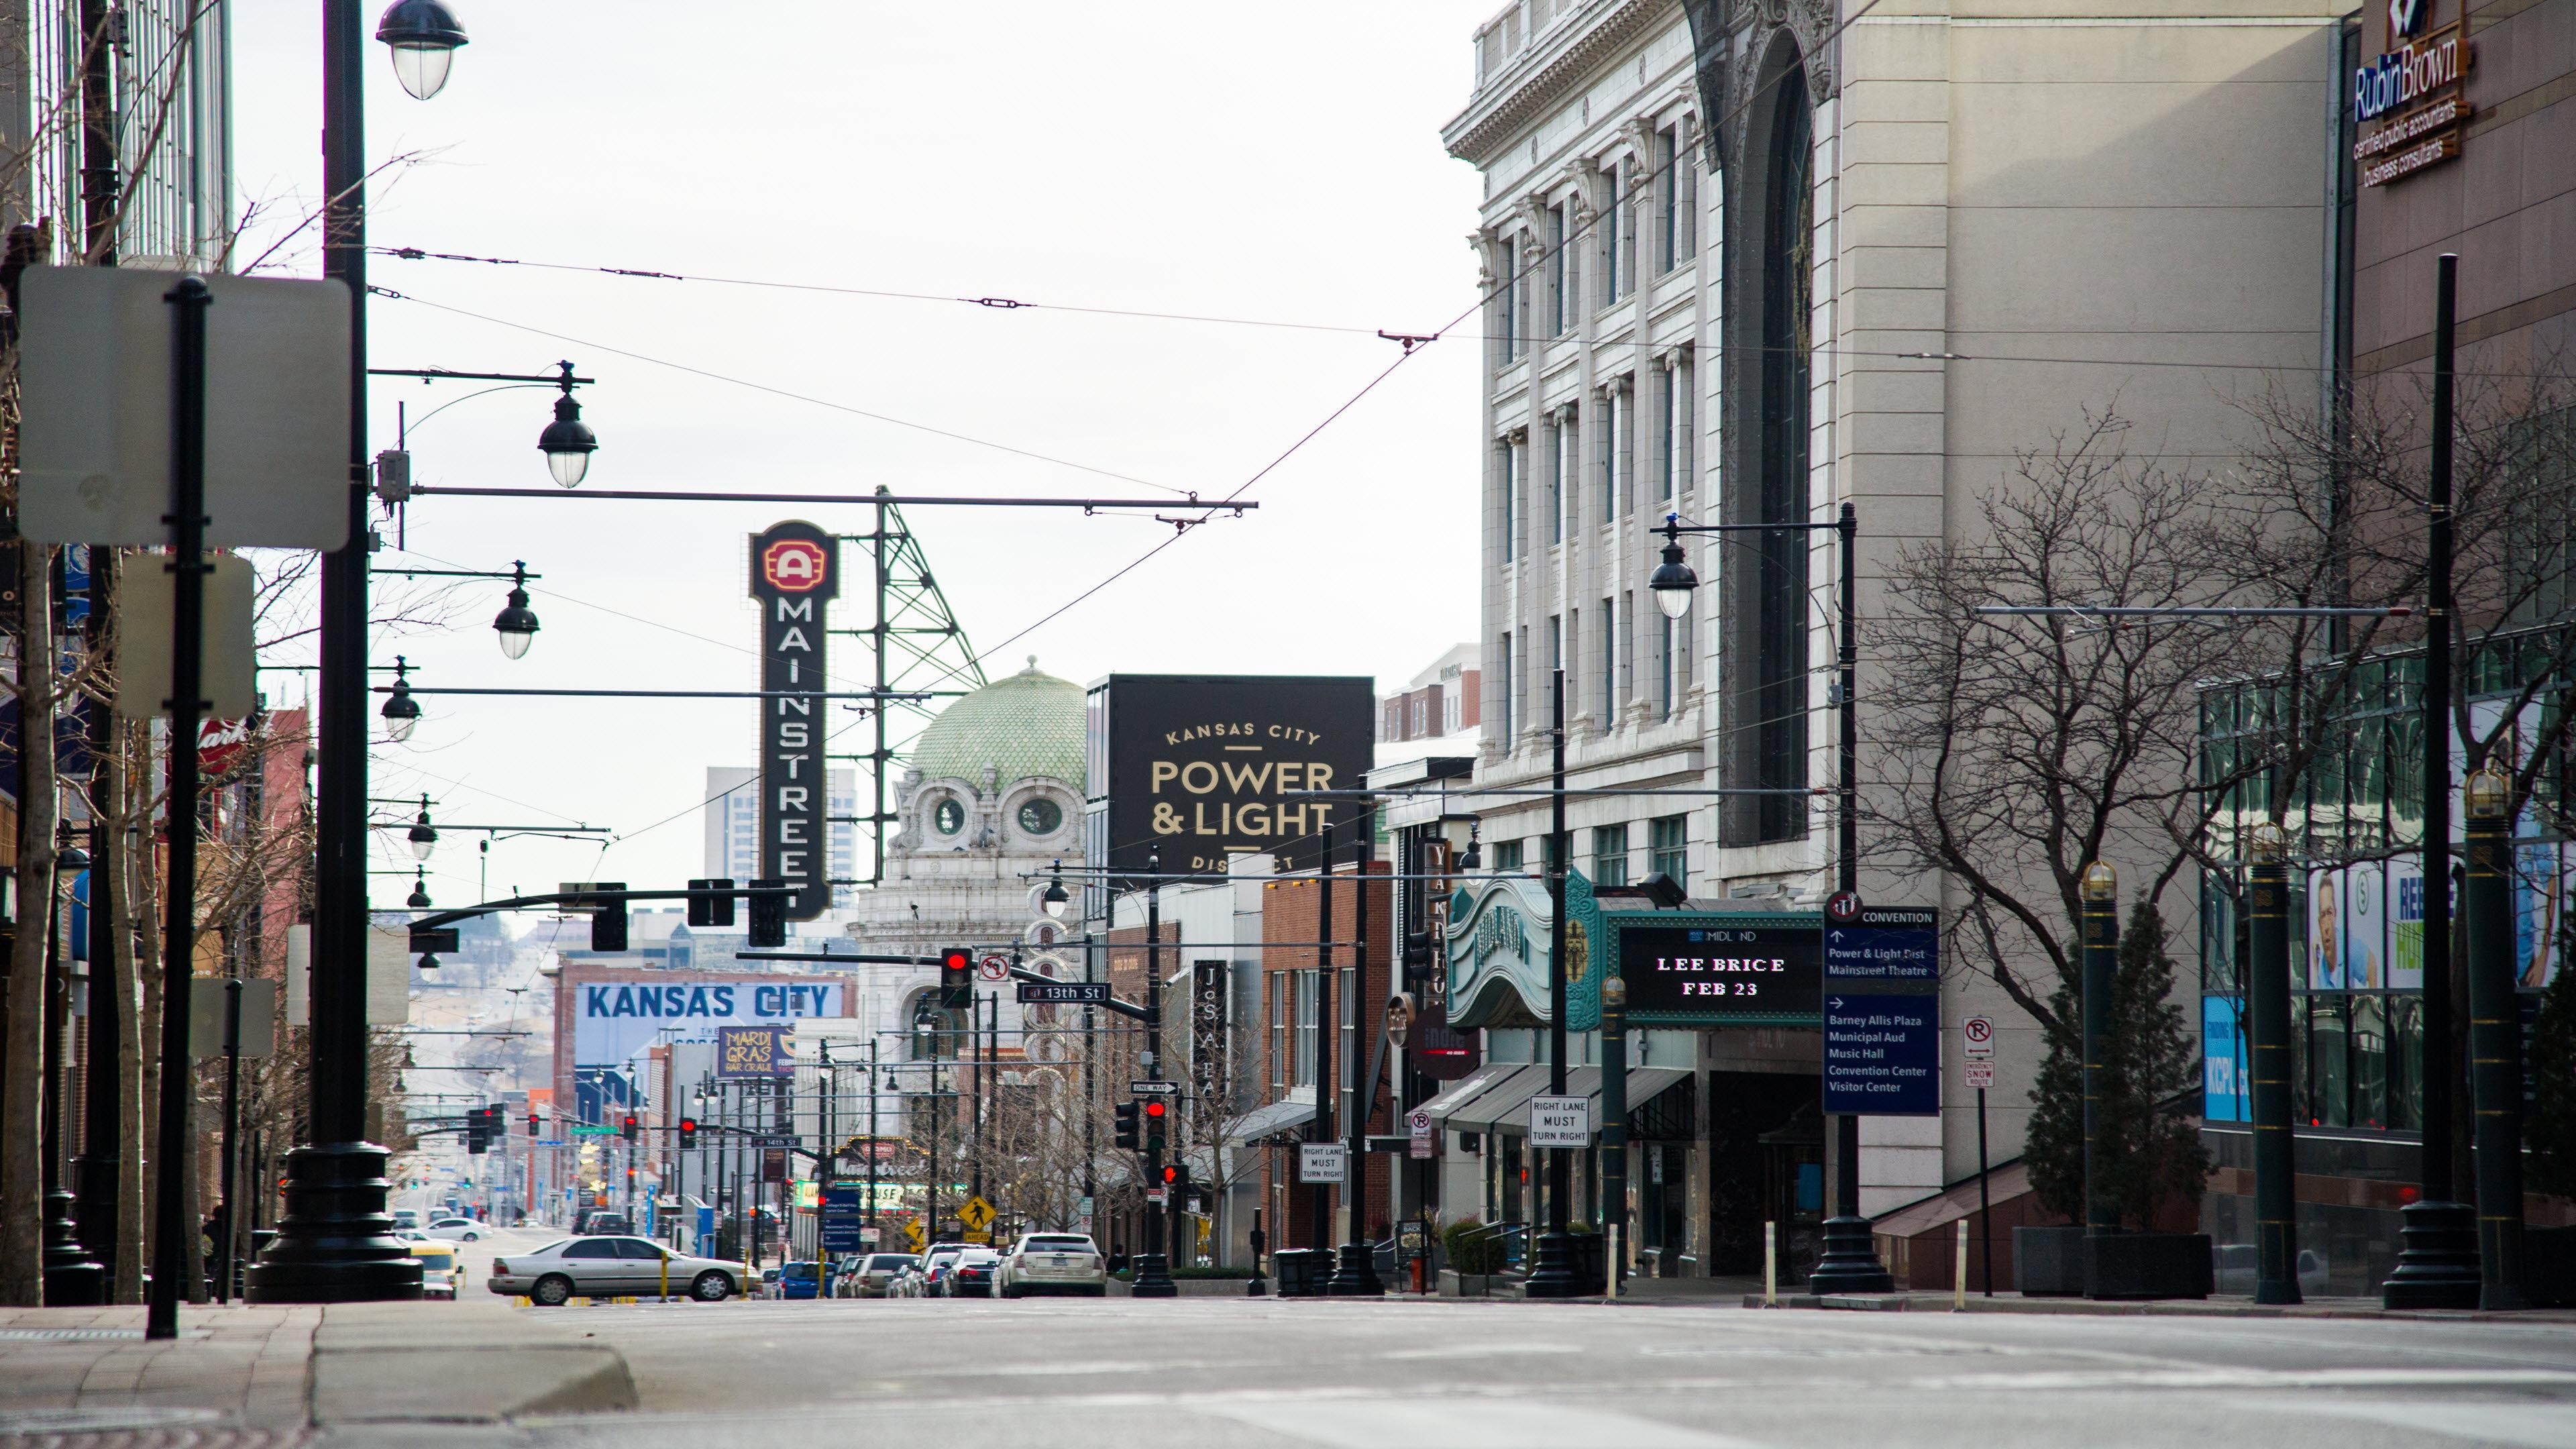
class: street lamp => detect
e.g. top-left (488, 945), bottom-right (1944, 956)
top-left (492, 561), bottom-right (540, 659)
top-left (1648, 537), bottom-right (1697, 620)
top-left (382, 657), bottom-right (421, 742)
top-left (1041, 865), bottom-right (1069, 919)
top-left (539, 362), bottom-right (598, 487)
top-left (374, 0), bottom-right (468, 101)
top-left (407, 796), bottom-right (438, 861)
top-left (406, 869), bottom-right (433, 910)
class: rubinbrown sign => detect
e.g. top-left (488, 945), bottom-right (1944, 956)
top-left (749, 521), bottom-right (839, 920)
top-left (2352, 0), bottom-right (2475, 186)
top-left (1085, 674), bottom-right (1373, 882)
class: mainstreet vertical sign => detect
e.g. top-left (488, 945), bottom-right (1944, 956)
top-left (749, 521), bottom-right (839, 920)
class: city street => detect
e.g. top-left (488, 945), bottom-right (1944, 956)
top-left (451, 1301), bottom-right (2576, 1449)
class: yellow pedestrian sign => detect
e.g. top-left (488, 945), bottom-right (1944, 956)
top-left (959, 1196), bottom-right (997, 1232)
top-left (902, 1222), bottom-right (926, 1250)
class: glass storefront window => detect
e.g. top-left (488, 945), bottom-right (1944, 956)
top-left (2392, 995), bottom-right (2424, 1132)
top-left (2310, 996), bottom-right (2350, 1129)
top-left (2351, 994), bottom-right (2388, 1130)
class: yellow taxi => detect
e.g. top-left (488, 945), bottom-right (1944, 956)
top-left (407, 1240), bottom-right (462, 1300)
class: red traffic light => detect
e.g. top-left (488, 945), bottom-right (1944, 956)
top-left (678, 1117), bottom-right (698, 1133)
top-left (1142, 1099), bottom-right (1167, 1120)
top-left (941, 947), bottom-right (971, 972)
top-left (1160, 1165), bottom-right (1181, 1185)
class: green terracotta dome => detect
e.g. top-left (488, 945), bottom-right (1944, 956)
top-left (907, 657), bottom-right (1085, 789)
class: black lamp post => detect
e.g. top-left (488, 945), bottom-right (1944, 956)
top-left (248, 0), bottom-right (466, 1309)
top-left (1521, 669), bottom-right (1580, 1299)
top-left (539, 362), bottom-right (599, 488)
top-left (381, 657), bottom-right (421, 742)
top-left (2079, 861), bottom-right (2120, 1246)
top-left (2245, 821), bottom-right (2300, 1305)
top-left (407, 796), bottom-right (438, 861)
top-left (1648, 503), bottom-right (1894, 1293)
top-left (2463, 765), bottom-right (2528, 1309)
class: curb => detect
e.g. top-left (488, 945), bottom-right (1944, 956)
top-left (310, 1301), bottom-right (638, 1425)
top-left (1733, 1291), bottom-right (2576, 1322)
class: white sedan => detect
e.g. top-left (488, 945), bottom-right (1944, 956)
top-left (422, 1218), bottom-right (486, 1242)
top-left (995, 1233), bottom-right (1108, 1298)
top-left (487, 1236), bottom-right (748, 1305)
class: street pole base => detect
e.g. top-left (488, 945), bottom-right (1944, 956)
top-left (41, 1185), bottom-right (107, 1306)
top-left (2380, 1199), bottom-right (2480, 1311)
top-left (1326, 1240), bottom-right (1385, 1296)
top-left (71, 1156), bottom-right (122, 1293)
top-left (244, 1142), bottom-right (422, 1304)
top-left (1806, 1214), bottom-right (1894, 1295)
top-left (1245, 1272), bottom-right (1268, 1297)
top-left (1130, 1252), bottom-right (1178, 1298)
top-left (2479, 1218), bottom-right (2530, 1312)
top-left (1520, 1230), bottom-right (1584, 1299)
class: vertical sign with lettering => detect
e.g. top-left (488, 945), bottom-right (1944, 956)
top-left (749, 521), bottom-right (840, 920)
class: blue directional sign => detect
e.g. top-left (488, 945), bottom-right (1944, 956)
top-left (1824, 906), bottom-right (1938, 985)
top-left (820, 1184), bottom-right (869, 1254)
top-left (1823, 991), bottom-right (1941, 1116)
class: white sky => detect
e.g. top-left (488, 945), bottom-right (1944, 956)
top-left (231, 1), bottom-right (1497, 914)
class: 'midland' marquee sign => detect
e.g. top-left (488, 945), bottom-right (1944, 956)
top-left (750, 521), bottom-right (839, 920)
top-left (1088, 674), bottom-right (1373, 881)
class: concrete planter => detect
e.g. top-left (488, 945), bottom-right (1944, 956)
top-left (2082, 1232), bottom-right (2213, 1301)
top-left (2013, 1226), bottom-right (2086, 1296)
top-left (1439, 1269), bottom-right (1494, 1297)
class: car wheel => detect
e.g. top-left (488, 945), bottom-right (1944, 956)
top-left (462, 1231), bottom-right (480, 1242)
top-left (691, 1271), bottom-right (732, 1303)
top-left (1000, 1283), bottom-right (1020, 1299)
top-left (531, 1274), bottom-right (574, 1307)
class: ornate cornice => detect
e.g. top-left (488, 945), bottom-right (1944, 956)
top-left (1443, 0), bottom-right (1670, 168)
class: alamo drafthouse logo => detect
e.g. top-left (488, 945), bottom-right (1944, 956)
top-left (749, 520), bottom-right (840, 920)
top-left (1091, 675), bottom-right (1373, 880)
top-left (2352, 0), bottom-right (2473, 187)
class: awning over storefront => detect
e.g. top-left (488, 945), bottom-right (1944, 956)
top-left (1224, 1095), bottom-right (1318, 1146)
top-left (1480, 1065), bottom-right (1695, 1135)
top-left (1421, 1064), bottom-right (1549, 1133)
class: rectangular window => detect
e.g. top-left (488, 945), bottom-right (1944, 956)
top-left (1618, 592), bottom-right (1635, 703)
top-left (1499, 437), bottom-right (1518, 561)
top-left (1600, 598), bottom-right (1616, 722)
top-left (1598, 168), bottom-right (1621, 307)
top-left (1615, 386), bottom-right (1633, 516)
top-left (1597, 390), bottom-right (1617, 523)
top-left (1498, 235), bottom-right (1518, 364)
top-left (1546, 421), bottom-right (1563, 544)
top-left (1294, 970), bottom-right (1319, 1088)
top-left (1658, 613), bottom-right (1676, 718)
top-left (1498, 631), bottom-right (1515, 741)
top-left (1656, 364), bottom-right (1675, 500)
top-left (1270, 975), bottom-right (1287, 1095)
top-left (1548, 614), bottom-right (1562, 684)
top-left (1548, 203), bottom-right (1567, 336)
top-left (1493, 839), bottom-right (1524, 872)
top-left (1678, 356), bottom-right (1695, 492)
top-left (1517, 626), bottom-right (1531, 741)
top-left (1678, 129), bottom-right (1699, 260)
top-left (1649, 814), bottom-right (1686, 885)
top-left (1657, 127), bottom-right (1678, 273)
top-left (1591, 824), bottom-right (1629, 888)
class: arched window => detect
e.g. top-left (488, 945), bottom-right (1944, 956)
top-left (1754, 66), bottom-right (1814, 843)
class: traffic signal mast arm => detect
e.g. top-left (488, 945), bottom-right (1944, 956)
top-left (1006, 963), bottom-right (1153, 1022)
top-left (405, 883), bottom-right (792, 934)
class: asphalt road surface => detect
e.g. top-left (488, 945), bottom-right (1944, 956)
top-left (443, 1296), bottom-right (2576, 1448)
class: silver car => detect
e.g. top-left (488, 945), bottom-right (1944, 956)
top-left (486, 1236), bottom-right (747, 1305)
top-left (995, 1233), bottom-right (1108, 1298)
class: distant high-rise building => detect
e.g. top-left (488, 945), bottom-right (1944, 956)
top-left (704, 766), bottom-right (858, 910)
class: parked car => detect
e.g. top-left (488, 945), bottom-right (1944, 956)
top-left (486, 1236), bottom-right (747, 1306)
top-left (423, 1217), bottom-right (485, 1242)
top-left (841, 1252), bottom-right (918, 1299)
top-left (996, 1233), bottom-right (1108, 1298)
top-left (391, 1209), bottom-right (421, 1232)
top-left (2212, 1244), bottom-right (2330, 1297)
top-left (774, 1260), bottom-right (823, 1300)
top-left (916, 1242), bottom-right (969, 1297)
top-left (573, 1210), bottom-right (633, 1236)
top-left (942, 1248), bottom-right (1004, 1298)
top-left (408, 1241), bottom-right (460, 1300)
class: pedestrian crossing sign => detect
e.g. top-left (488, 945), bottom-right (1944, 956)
top-left (959, 1196), bottom-right (997, 1232)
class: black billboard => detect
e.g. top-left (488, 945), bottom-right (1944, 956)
top-left (749, 520), bottom-right (839, 920)
top-left (1616, 919), bottom-right (1823, 1024)
top-left (1087, 675), bottom-right (1373, 881)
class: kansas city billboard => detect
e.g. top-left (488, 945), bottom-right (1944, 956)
top-left (1086, 674), bottom-right (1373, 882)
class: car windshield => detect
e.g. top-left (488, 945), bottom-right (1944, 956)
top-left (866, 1254), bottom-right (916, 1270)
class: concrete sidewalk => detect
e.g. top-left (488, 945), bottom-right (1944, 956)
top-left (0, 1299), bottom-right (633, 1439)
top-left (1735, 1289), bottom-right (2576, 1321)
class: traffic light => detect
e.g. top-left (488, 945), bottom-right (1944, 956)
top-left (1403, 929), bottom-right (1432, 981)
top-left (939, 946), bottom-right (973, 1010)
top-left (748, 877), bottom-right (786, 949)
top-left (678, 1117), bottom-right (698, 1149)
top-left (1112, 1101), bottom-right (1140, 1151)
top-left (688, 877), bottom-right (737, 928)
top-left (591, 906), bottom-right (628, 952)
top-left (465, 1108), bottom-right (490, 1153)
top-left (527, 1112), bottom-right (540, 1137)
top-left (1142, 1097), bottom-right (1168, 1152)
top-left (1159, 1161), bottom-right (1189, 1191)
top-left (620, 1112), bottom-right (639, 1142)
